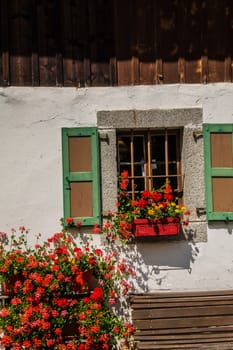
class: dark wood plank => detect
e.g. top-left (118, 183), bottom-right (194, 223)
top-left (135, 0), bottom-right (156, 85)
top-left (55, 0), bottom-right (63, 87)
top-left (157, 0), bottom-right (180, 84)
top-left (9, 0), bottom-right (33, 85)
top-left (115, 0), bottom-right (134, 85)
top-left (31, 0), bottom-right (39, 86)
top-left (207, 0), bottom-right (226, 83)
top-left (184, 0), bottom-right (204, 83)
top-left (200, 0), bottom-right (208, 83)
top-left (60, 0), bottom-right (76, 86)
top-left (37, 0), bottom-right (57, 86)
top-left (0, 0), bottom-right (10, 86)
top-left (88, 0), bottom-right (114, 86)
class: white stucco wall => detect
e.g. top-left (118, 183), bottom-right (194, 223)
top-left (0, 83), bottom-right (233, 291)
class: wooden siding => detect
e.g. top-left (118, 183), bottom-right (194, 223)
top-left (0, 0), bottom-right (233, 87)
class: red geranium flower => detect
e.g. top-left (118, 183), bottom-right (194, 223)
top-left (65, 217), bottom-right (74, 225)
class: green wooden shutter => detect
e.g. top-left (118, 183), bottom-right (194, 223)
top-left (62, 127), bottom-right (101, 226)
top-left (203, 124), bottom-right (233, 221)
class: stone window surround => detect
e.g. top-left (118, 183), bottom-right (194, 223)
top-left (97, 108), bottom-right (207, 242)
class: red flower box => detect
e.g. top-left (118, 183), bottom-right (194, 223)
top-left (157, 217), bottom-right (181, 236)
top-left (133, 217), bottom-right (180, 237)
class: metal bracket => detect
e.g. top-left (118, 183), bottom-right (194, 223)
top-left (99, 133), bottom-right (109, 143)
top-left (193, 131), bottom-right (203, 142)
top-left (196, 207), bottom-right (206, 216)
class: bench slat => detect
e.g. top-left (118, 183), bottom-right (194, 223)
top-left (132, 305), bottom-right (233, 319)
top-left (134, 325), bottom-right (233, 336)
top-left (134, 315), bottom-right (233, 329)
top-left (132, 298), bottom-right (233, 309)
top-left (131, 290), bottom-right (233, 300)
top-left (136, 342), bottom-right (233, 350)
top-left (135, 333), bottom-right (233, 341)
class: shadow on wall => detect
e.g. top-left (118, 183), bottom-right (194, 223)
top-left (208, 222), bottom-right (233, 235)
top-left (118, 238), bottom-right (200, 292)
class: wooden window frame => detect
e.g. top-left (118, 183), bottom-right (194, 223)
top-left (62, 127), bottom-right (101, 226)
top-left (203, 124), bottom-right (233, 221)
top-left (117, 128), bottom-right (182, 198)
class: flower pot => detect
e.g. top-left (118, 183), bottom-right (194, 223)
top-left (74, 270), bottom-right (93, 292)
top-left (2, 274), bottom-right (24, 296)
top-left (133, 217), bottom-right (180, 237)
top-left (62, 321), bottom-right (78, 341)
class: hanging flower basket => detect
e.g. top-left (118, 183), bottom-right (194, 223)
top-left (133, 217), bottom-right (181, 237)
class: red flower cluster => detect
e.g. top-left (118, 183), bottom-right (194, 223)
top-left (0, 229), bottom-right (134, 350)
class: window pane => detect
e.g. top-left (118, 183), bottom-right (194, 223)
top-left (169, 163), bottom-right (177, 175)
top-left (134, 164), bottom-right (144, 177)
top-left (168, 135), bottom-right (177, 161)
top-left (69, 137), bottom-right (91, 172)
top-left (134, 178), bottom-right (145, 194)
top-left (118, 137), bottom-right (131, 162)
top-left (133, 136), bottom-right (145, 162)
top-left (211, 133), bottom-right (233, 168)
top-left (152, 177), bottom-right (166, 190)
top-left (151, 135), bottom-right (166, 176)
top-left (212, 178), bottom-right (233, 212)
top-left (151, 135), bottom-right (165, 161)
top-left (70, 182), bottom-right (93, 217)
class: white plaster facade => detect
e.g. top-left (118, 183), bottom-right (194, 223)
top-left (0, 83), bottom-right (233, 292)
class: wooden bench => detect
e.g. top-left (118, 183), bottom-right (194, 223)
top-left (131, 290), bottom-right (233, 350)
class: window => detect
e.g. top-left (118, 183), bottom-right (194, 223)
top-left (117, 129), bottom-right (182, 198)
top-left (62, 127), bottom-right (101, 226)
top-left (203, 124), bottom-right (233, 221)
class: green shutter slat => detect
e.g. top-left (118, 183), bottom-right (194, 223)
top-left (204, 124), bottom-right (233, 133)
top-left (211, 168), bottom-right (233, 177)
top-left (68, 173), bottom-right (93, 182)
top-left (203, 124), bottom-right (233, 221)
top-left (62, 127), bottom-right (101, 227)
top-left (208, 213), bottom-right (233, 221)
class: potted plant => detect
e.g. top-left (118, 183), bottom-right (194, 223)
top-left (0, 227), bottom-right (134, 349)
top-left (103, 171), bottom-right (190, 241)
